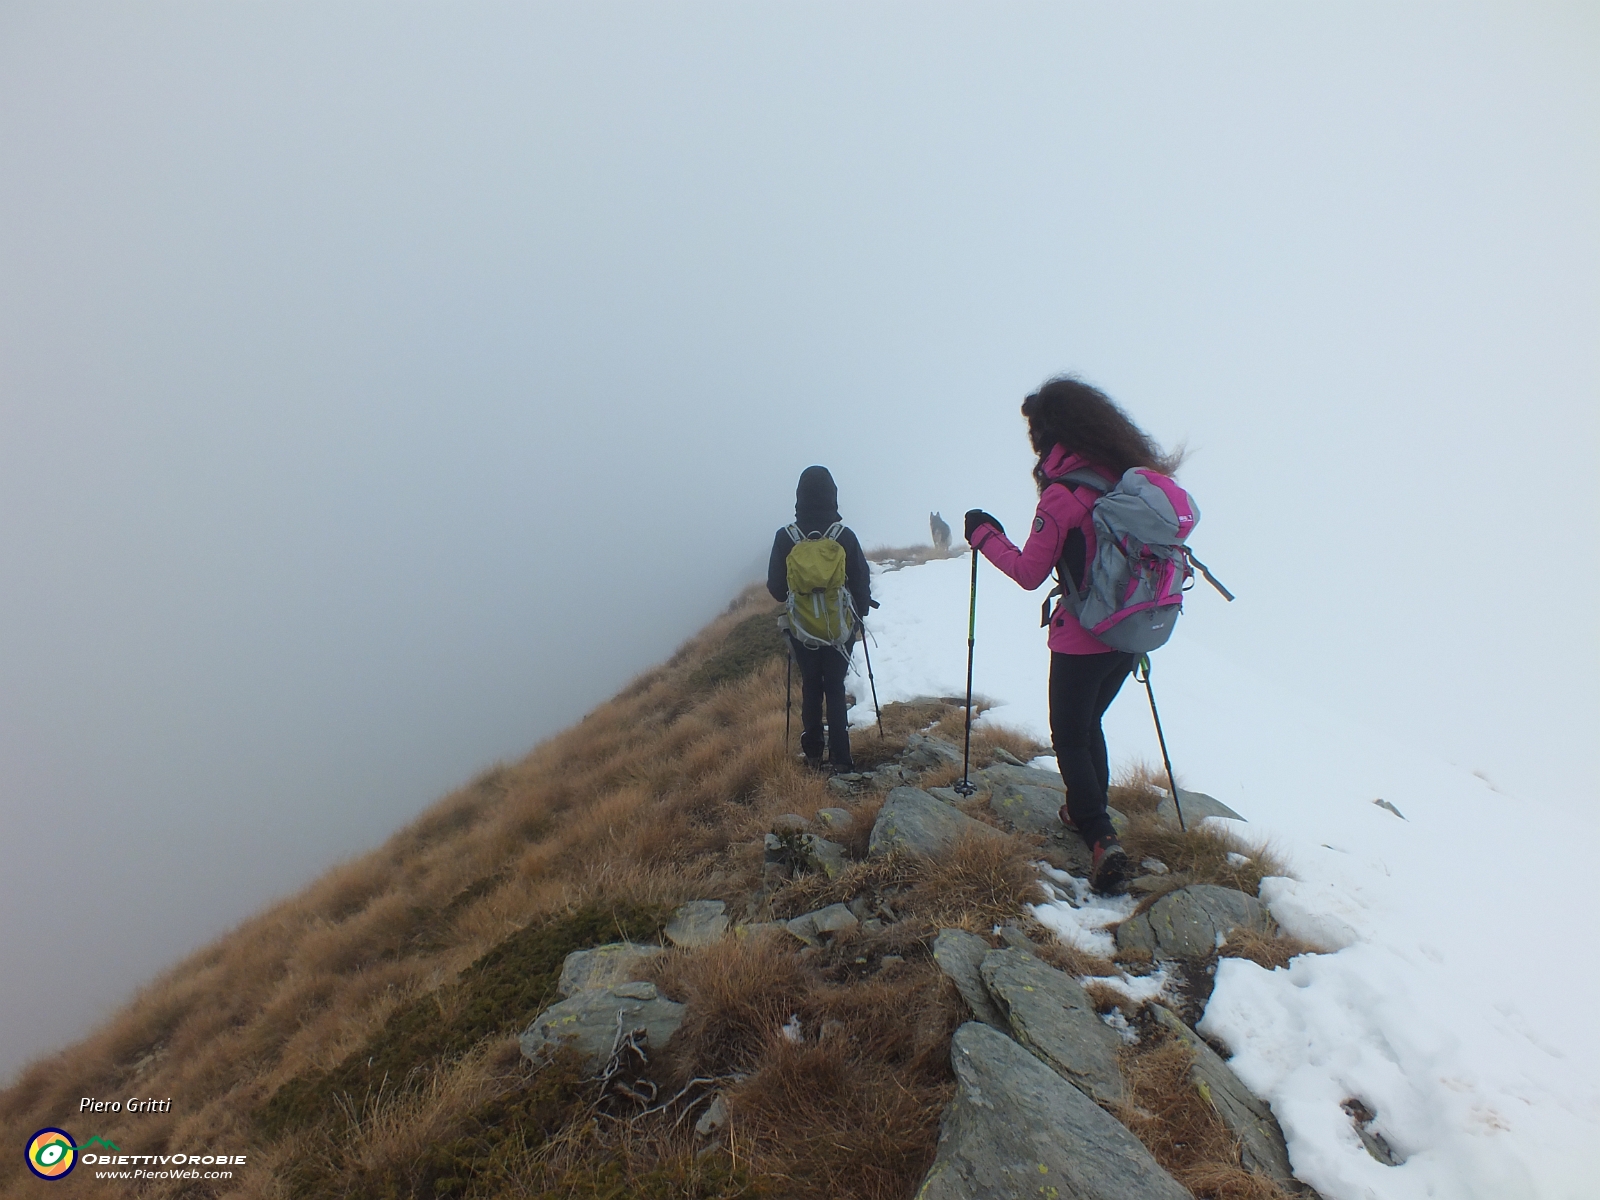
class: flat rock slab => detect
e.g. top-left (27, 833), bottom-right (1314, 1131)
top-left (989, 780), bottom-right (1071, 836)
top-left (990, 782), bottom-right (1127, 839)
top-left (1116, 884), bottom-right (1270, 960)
top-left (786, 903), bottom-right (859, 946)
top-left (1149, 1005), bottom-right (1304, 1192)
top-left (520, 981), bottom-right (686, 1066)
top-left (557, 941), bottom-right (665, 997)
top-left (798, 833), bottom-right (848, 878)
top-left (901, 732), bottom-right (964, 772)
top-left (665, 900), bottom-right (729, 947)
top-left (869, 787), bottom-right (1004, 858)
top-left (1155, 788), bottom-right (1245, 830)
top-left (917, 1022), bottom-right (1189, 1200)
top-left (872, 764), bottom-right (913, 790)
top-left (932, 929), bottom-right (1005, 1029)
top-left (979, 763), bottom-right (1066, 793)
top-left (980, 947), bottom-right (1125, 1106)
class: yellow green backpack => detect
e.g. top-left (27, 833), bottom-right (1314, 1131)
top-left (780, 522), bottom-right (857, 649)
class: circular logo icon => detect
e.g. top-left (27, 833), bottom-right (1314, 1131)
top-left (26, 1129), bottom-right (77, 1180)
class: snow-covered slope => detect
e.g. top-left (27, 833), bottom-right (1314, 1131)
top-left (849, 552), bottom-right (1600, 1200)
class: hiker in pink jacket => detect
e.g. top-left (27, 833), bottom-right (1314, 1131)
top-left (965, 376), bottom-right (1184, 893)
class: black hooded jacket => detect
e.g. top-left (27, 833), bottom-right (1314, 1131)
top-left (766, 466), bottom-right (872, 618)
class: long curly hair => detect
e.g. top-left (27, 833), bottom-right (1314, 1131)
top-left (1022, 375), bottom-right (1183, 491)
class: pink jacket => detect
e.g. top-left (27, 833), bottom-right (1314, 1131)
top-left (969, 445), bottom-right (1114, 655)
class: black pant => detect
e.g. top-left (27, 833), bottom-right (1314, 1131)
top-left (790, 637), bottom-right (854, 768)
top-left (1049, 650), bottom-right (1135, 848)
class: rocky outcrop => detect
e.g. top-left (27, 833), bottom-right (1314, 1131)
top-left (520, 981), bottom-right (685, 1067)
top-left (556, 941), bottom-right (665, 997)
top-left (1116, 884), bottom-right (1271, 959)
top-left (785, 902), bottom-right (859, 946)
top-left (979, 763), bottom-right (1066, 793)
top-left (1149, 1005), bottom-right (1304, 1192)
top-left (916, 1022), bottom-right (1190, 1200)
top-left (665, 900), bottom-right (729, 948)
top-left (931, 929), bottom-right (1005, 1029)
top-left (987, 779), bottom-right (1071, 836)
top-left (869, 787), bottom-right (1004, 858)
top-left (901, 732), bottom-right (964, 772)
top-left (812, 807), bottom-right (853, 833)
top-left (978, 764), bottom-right (1125, 840)
top-left (979, 947), bottom-right (1125, 1106)
top-left (797, 833), bottom-right (848, 878)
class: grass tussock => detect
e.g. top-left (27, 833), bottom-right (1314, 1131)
top-left (1218, 927), bottom-right (1323, 970)
top-left (764, 833), bottom-right (1043, 936)
top-left (1118, 1033), bottom-right (1296, 1200)
top-left (1110, 763), bottom-right (1288, 901)
top-left (654, 935), bottom-right (814, 1078)
top-left (839, 695), bottom-right (1046, 775)
top-left (716, 963), bottom-right (963, 1200)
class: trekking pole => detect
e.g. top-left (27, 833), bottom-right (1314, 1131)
top-left (857, 624), bottom-right (884, 738)
top-left (784, 644), bottom-right (793, 753)
top-left (954, 549), bottom-right (979, 796)
top-left (1134, 654), bottom-right (1185, 832)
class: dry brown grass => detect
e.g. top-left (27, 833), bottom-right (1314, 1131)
top-left (0, 585), bottom-right (790, 1197)
top-left (1110, 761), bottom-right (1288, 900)
top-left (1219, 927), bottom-right (1324, 970)
top-left (0, 581), bottom-right (1273, 1200)
top-left (762, 832), bottom-right (1043, 938)
top-left (716, 963), bottom-right (963, 1200)
top-left (1119, 1033), bottom-right (1296, 1200)
top-left (654, 934), bottom-right (815, 1079)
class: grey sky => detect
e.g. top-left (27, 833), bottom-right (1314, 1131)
top-left (2, 2), bottom-right (1594, 1081)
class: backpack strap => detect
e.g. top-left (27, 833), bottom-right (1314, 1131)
top-left (1038, 470), bottom-right (1113, 625)
top-left (1047, 468), bottom-right (1114, 494)
top-left (1183, 547), bottom-right (1236, 601)
top-left (787, 521), bottom-right (845, 543)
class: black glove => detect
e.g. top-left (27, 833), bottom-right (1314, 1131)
top-left (965, 509), bottom-right (1004, 542)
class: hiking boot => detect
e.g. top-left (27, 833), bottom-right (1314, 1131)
top-left (1058, 803), bottom-right (1078, 833)
top-left (1090, 837), bottom-right (1130, 894)
top-left (830, 760), bottom-right (857, 775)
top-left (803, 754), bottom-right (826, 773)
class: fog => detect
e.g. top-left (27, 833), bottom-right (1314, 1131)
top-left (2, 2), bottom-right (1594, 1081)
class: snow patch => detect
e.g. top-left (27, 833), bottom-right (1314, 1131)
top-left (850, 554), bottom-right (1600, 1199)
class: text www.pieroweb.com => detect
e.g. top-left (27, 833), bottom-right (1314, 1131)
top-left (86, 1152), bottom-right (244, 1181)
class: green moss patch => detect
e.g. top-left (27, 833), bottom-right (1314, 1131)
top-left (260, 903), bottom-right (666, 1139)
top-left (685, 609), bottom-right (786, 695)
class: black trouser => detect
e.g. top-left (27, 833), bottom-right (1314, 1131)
top-left (790, 636), bottom-right (854, 768)
top-left (1049, 650), bottom-right (1136, 848)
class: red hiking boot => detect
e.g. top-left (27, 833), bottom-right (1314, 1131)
top-left (1058, 804), bottom-right (1078, 833)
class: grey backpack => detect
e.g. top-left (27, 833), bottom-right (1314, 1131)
top-left (1047, 467), bottom-right (1233, 653)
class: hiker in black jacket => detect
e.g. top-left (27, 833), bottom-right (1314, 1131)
top-left (767, 466), bottom-right (873, 772)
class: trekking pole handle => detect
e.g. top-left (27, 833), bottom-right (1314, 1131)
top-left (966, 552), bottom-right (979, 643)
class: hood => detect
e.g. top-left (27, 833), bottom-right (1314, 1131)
top-left (1039, 444), bottom-right (1114, 487)
top-left (795, 465), bottom-right (841, 532)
